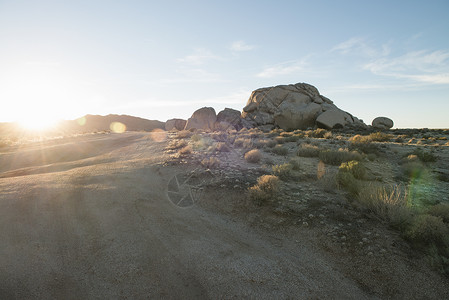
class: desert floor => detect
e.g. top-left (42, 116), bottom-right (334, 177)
top-left (0, 131), bottom-right (448, 299)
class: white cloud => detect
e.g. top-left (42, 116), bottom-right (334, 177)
top-left (230, 41), bottom-right (255, 52)
top-left (177, 48), bottom-right (221, 65)
top-left (364, 50), bottom-right (449, 84)
top-left (331, 37), bottom-right (389, 58)
top-left (257, 60), bottom-right (307, 78)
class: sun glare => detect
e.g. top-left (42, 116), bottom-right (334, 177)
top-left (18, 114), bottom-right (59, 131)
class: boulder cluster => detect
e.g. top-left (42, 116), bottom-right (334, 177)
top-left (165, 82), bottom-right (393, 132)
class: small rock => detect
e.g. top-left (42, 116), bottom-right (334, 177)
top-left (362, 238), bottom-right (369, 243)
top-left (380, 249), bottom-right (387, 254)
top-left (341, 236), bottom-right (347, 241)
top-left (319, 214), bottom-right (325, 218)
top-left (367, 252), bottom-right (374, 256)
top-left (308, 214), bottom-right (314, 218)
top-left (302, 222), bottom-right (309, 226)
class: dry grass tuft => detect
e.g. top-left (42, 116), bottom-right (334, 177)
top-left (244, 149), bottom-right (262, 163)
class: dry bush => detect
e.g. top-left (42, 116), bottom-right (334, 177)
top-left (428, 204), bottom-right (449, 223)
top-left (209, 142), bottom-right (230, 153)
top-left (234, 137), bottom-right (252, 148)
top-left (178, 145), bottom-right (193, 155)
top-left (285, 135), bottom-right (300, 142)
top-left (339, 160), bottom-right (366, 179)
top-left (272, 163), bottom-right (293, 180)
top-left (324, 131), bottom-right (333, 139)
top-left (271, 144), bottom-right (288, 156)
top-left (296, 143), bottom-right (320, 157)
top-left (319, 149), bottom-right (361, 165)
top-left (409, 148), bottom-right (438, 163)
top-left (308, 128), bottom-right (328, 138)
top-left (401, 161), bottom-right (426, 179)
top-left (244, 149), bottom-right (262, 163)
top-left (176, 130), bottom-right (192, 139)
top-left (265, 139), bottom-right (277, 148)
top-left (166, 139), bottom-right (188, 150)
top-left (369, 132), bottom-right (391, 142)
top-left (248, 175), bottom-right (280, 204)
top-left (319, 172), bottom-right (338, 192)
top-left (201, 157), bottom-right (220, 168)
top-left (191, 134), bottom-right (202, 142)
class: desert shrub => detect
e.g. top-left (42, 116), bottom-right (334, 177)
top-left (428, 204), bottom-right (449, 223)
top-left (319, 149), bottom-right (361, 165)
top-left (401, 161), bottom-right (426, 179)
top-left (244, 149), bottom-right (262, 163)
top-left (285, 135), bottom-right (300, 142)
top-left (178, 145), bottom-right (192, 155)
top-left (405, 214), bottom-right (449, 247)
top-left (310, 128), bottom-right (328, 138)
top-left (166, 139), bottom-right (188, 150)
top-left (324, 131), bottom-right (333, 139)
top-left (271, 144), bottom-right (288, 156)
top-left (336, 171), bottom-right (360, 196)
top-left (265, 139), bottom-right (277, 148)
top-left (319, 172), bottom-right (338, 192)
top-left (296, 144), bottom-right (320, 157)
top-left (234, 138), bottom-right (252, 148)
top-left (248, 175), bottom-right (280, 204)
top-left (201, 157), bottom-right (220, 168)
top-left (357, 184), bottom-right (411, 228)
top-left (275, 136), bottom-right (286, 144)
top-left (369, 132), bottom-right (391, 142)
top-left (349, 135), bottom-right (380, 155)
top-left (289, 158), bottom-right (301, 171)
top-left (211, 132), bottom-right (228, 142)
top-left (409, 148), bottom-right (438, 163)
top-left (209, 142), bottom-right (230, 152)
top-left (191, 134), bottom-right (202, 142)
top-left (339, 160), bottom-right (366, 179)
top-left (176, 130), bottom-right (192, 139)
top-left (272, 163), bottom-right (293, 180)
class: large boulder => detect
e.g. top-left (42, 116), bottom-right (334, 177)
top-left (185, 107), bottom-right (217, 131)
top-left (241, 82), bottom-right (366, 130)
top-left (372, 117), bottom-right (394, 130)
top-left (317, 110), bottom-right (353, 129)
top-left (215, 108), bottom-right (241, 130)
top-left (165, 118), bottom-right (187, 131)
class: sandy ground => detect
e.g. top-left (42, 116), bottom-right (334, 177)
top-left (0, 132), bottom-right (447, 299)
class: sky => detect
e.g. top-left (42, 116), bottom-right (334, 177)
top-left (0, 0), bottom-right (448, 128)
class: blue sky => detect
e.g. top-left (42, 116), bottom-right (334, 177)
top-left (0, 0), bottom-right (448, 128)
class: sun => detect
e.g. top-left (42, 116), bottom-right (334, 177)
top-left (18, 114), bottom-right (60, 131)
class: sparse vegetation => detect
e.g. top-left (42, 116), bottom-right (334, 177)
top-left (248, 175), bottom-right (280, 204)
top-left (339, 160), bottom-right (366, 180)
top-left (201, 157), bottom-right (220, 168)
top-left (178, 145), bottom-right (193, 155)
top-left (296, 143), bottom-right (320, 157)
top-left (319, 149), bottom-right (361, 165)
top-left (244, 149), bottom-right (262, 163)
top-left (272, 163), bottom-right (293, 180)
top-left (271, 144), bottom-right (288, 156)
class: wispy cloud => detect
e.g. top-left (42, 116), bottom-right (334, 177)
top-left (257, 59), bottom-right (308, 78)
top-left (159, 67), bottom-right (224, 84)
top-left (331, 37), bottom-right (390, 57)
top-left (364, 50), bottom-right (449, 84)
top-left (177, 48), bottom-right (221, 65)
top-left (230, 40), bottom-right (255, 52)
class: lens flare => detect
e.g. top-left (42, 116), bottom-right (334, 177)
top-left (110, 122), bottom-right (126, 133)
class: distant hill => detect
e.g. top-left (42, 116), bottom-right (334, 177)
top-left (60, 114), bottom-right (165, 133)
top-left (0, 114), bottom-right (165, 139)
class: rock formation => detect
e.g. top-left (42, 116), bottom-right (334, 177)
top-left (372, 117), bottom-right (394, 130)
top-left (241, 83), bottom-right (366, 130)
top-left (165, 118), bottom-right (187, 131)
top-left (215, 108), bottom-right (241, 131)
top-left (184, 107), bottom-right (217, 131)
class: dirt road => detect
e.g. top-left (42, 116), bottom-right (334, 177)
top-left (0, 132), bottom-right (440, 298)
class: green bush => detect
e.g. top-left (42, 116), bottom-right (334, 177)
top-left (405, 214), bottom-right (449, 247)
top-left (271, 144), bottom-right (288, 156)
top-left (296, 144), bottom-right (320, 157)
top-left (289, 158), bottom-right (301, 171)
top-left (319, 149), bottom-right (361, 165)
top-left (410, 148), bottom-right (438, 163)
top-left (339, 160), bottom-right (366, 179)
top-left (272, 163), bottom-right (293, 180)
top-left (428, 204), bottom-right (449, 223)
top-left (336, 171), bottom-right (360, 196)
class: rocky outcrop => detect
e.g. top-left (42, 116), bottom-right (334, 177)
top-left (165, 118), bottom-right (186, 131)
top-left (185, 107), bottom-right (217, 131)
top-left (241, 83), bottom-right (366, 130)
top-left (215, 108), bottom-right (241, 131)
top-left (372, 117), bottom-right (394, 130)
